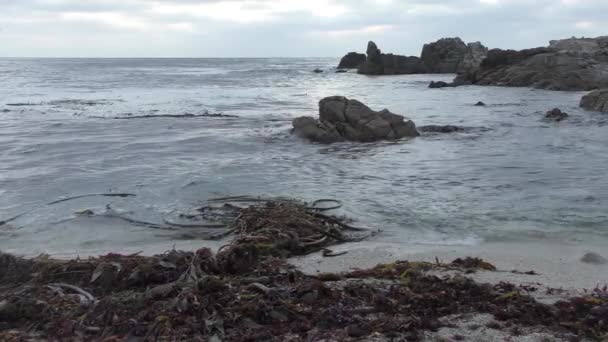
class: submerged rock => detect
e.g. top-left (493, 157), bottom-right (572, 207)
top-left (545, 108), bottom-right (569, 121)
top-left (455, 36), bottom-right (608, 91)
top-left (429, 78), bottom-right (471, 88)
top-left (581, 252), bottom-right (608, 265)
top-left (418, 125), bottom-right (462, 133)
top-left (313, 68), bottom-right (324, 73)
top-left (580, 89), bottom-right (608, 112)
top-left (337, 52), bottom-right (366, 69)
top-left (335, 69), bottom-right (348, 73)
top-left (429, 81), bottom-right (457, 89)
top-left (292, 96), bottom-right (418, 143)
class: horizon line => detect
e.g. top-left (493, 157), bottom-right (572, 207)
top-left (0, 56), bottom-right (343, 59)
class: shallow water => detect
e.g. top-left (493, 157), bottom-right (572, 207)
top-left (1, 58), bottom-right (606, 256)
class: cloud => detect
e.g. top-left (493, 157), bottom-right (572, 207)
top-left (0, 0), bottom-right (607, 57)
top-left (309, 24), bottom-right (396, 39)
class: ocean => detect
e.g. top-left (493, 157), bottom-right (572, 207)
top-left (1, 57), bottom-right (606, 257)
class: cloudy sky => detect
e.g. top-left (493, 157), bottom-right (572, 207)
top-left (0, 0), bottom-right (606, 57)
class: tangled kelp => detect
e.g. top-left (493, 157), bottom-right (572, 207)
top-left (1, 198), bottom-right (608, 341)
top-left (1, 249), bottom-right (607, 341)
top-left (1, 195), bottom-right (371, 247)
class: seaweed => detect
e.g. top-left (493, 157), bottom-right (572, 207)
top-left (1, 198), bottom-right (607, 341)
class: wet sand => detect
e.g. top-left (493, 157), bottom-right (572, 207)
top-left (291, 240), bottom-right (608, 301)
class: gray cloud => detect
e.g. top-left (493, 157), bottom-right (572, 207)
top-left (0, 0), bottom-right (606, 57)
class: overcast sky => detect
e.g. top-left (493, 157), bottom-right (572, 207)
top-left (0, 0), bottom-right (606, 57)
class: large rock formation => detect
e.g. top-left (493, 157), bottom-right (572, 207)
top-left (337, 52), bottom-right (366, 69)
top-left (343, 38), bottom-right (485, 75)
top-left (420, 38), bottom-right (468, 73)
top-left (455, 36), bottom-right (608, 91)
top-left (580, 89), bottom-right (608, 112)
top-left (457, 42), bottom-right (489, 74)
top-left (357, 41), bottom-right (428, 75)
top-left (292, 96), bottom-right (418, 143)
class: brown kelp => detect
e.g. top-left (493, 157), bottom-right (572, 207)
top-left (1, 198), bottom-right (607, 341)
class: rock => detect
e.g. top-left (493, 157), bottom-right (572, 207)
top-left (475, 101), bottom-right (486, 106)
top-left (354, 38), bottom-right (488, 76)
top-left (420, 37), bottom-right (468, 73)
top-left (455, 36), bottom-right (608, 91)
top-left (313, 68), bottom-right (323, 73)
top-left (337, 52), bottom-right (366, 69)
top-left (428, 79), bottom-right (471, 88)
top-left (418, 125), bottom-right (462, 133)
top-left (457, 42), bottom-right (489, 74)
top-left (429, 81), bottom-right (455, 89)
top-left (357, 41), bottom-right (428, 75)
top-left (358, 41), bottom-right (387, 75)
top-left (292, 96), bottom-right (418, 143)
top-left (580, 89), bottom-right (608, 112)
top-left (550, 36), bottom-right (608, 53)
top-left (545, 108), bottom-right (569, 121)
top-left (581, 252), bottom-right (608, 265)
top-left (335, 69), bottom-right (348, 73)
top-left (292, 116), bottom-right (344, 144)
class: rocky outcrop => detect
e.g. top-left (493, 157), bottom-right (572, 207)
top-left (357, 41), bottom-right (386, 75)
top-left (337, 52), bottom-right (366, 69)
top-left (357, 41), bottom-right (428, 75)
top-left (580, 89), bottom-right (608, 112)
top-left (353, 38), bottom-right (484, 75)
top-left (457, 42), bottom-right (489, 74)
top-left (545, 108), bottom-right (568, 121)
top-left (454, 37), bottom-right (608, 91)
top-left (292, 96), bottom-right (418, 143)
top-left (420, 38), bottom-right (468, 73)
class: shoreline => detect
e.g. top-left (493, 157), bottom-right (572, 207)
top-left (292, 240), bottom-right (608, 302)
top-left (24, 238), bottom-right (608, 298)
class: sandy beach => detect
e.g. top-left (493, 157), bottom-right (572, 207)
top-left (293, 240), bottom-right (608, 299)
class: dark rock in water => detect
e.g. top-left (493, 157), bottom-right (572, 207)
top-left (1, 109), bottom-right (10, 113)
top-left (454, 36), bottom-right (608, 91)
top-left (580, 89), bottom-right (608, 112)
top-left (358, 41), bottom-right (386, 75)
top-left (429, 81), bottom-right (455, 89)
top-left (353, 38), bottom-right (489, 76)
top-left (357, 41), bottom-right (427, 75)
top-left (429, 81), bottom-right (449, 88)
top-left (337, 52), bottom-right (366, 69)
top-left (292, 96), bottom-right (418, 143)
top-left (429, 78), bottom-right (471, 88)
top-left (581, 252), bottom-right (608, 265)
top-left (313, 68), bottom-right (324, 73)
top-left (292, 116), bottom-right (344, 144)
top-left (457, 42), bottom-right (489, 74)
top-left (335, 69), bottom-right (348, 73)
top-left (421, 37), bottom-right (468, 73)
top-left (545, 108), bottom-right (569, 121)
top-left (475, 101), bottom-right (486, 106)
top-left (418, 125), bottom-right (462, 133)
